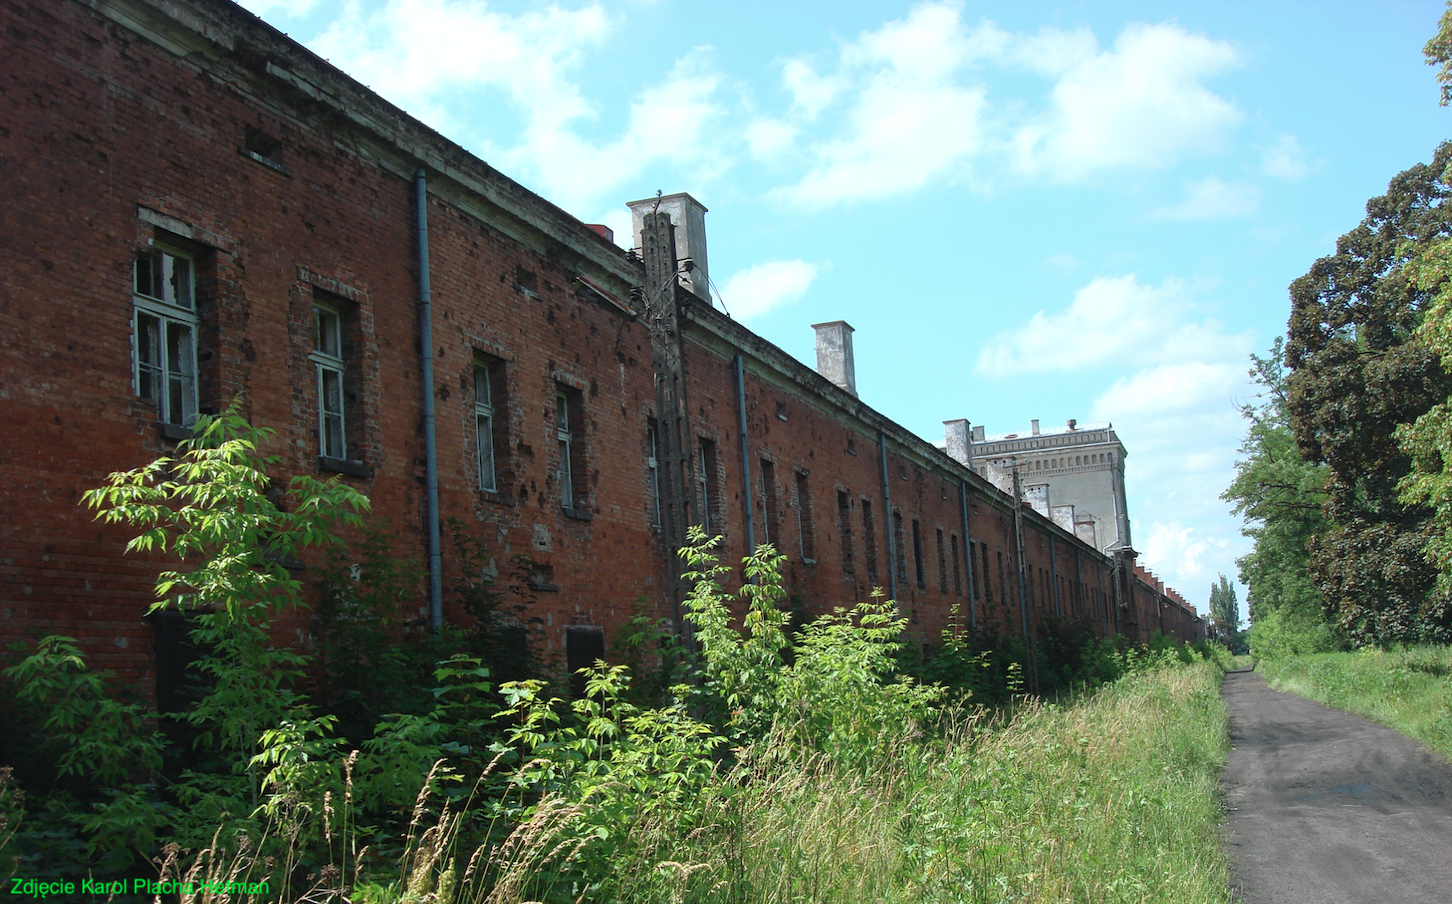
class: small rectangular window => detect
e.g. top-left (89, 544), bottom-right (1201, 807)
top-left (795, 471), bottom-right (815, 561)
top-left (912, 518), bottom-right (925, 589)
top-left (837, 491), bottom-right (854, 575)
top-left (951, 533), bottom-right (962, 596)
top-left (312, 303), bottom-right (347, 459)
top-left (556, 388), bottom-right (585, 510)
top-left (862, 498), bottom-right (879, 583)
top-left (133, 248), bottom-right (198, 426)
top-left (893, 511), bottom-right (908, 586)
top-left (760, 459), bottom-right (780, 546)
top-left (698, 438), bottom-right (720, 535)
top-left (565, 626), bottom-right (605, 699)
top-left (473, 361), bottom-right (499, 492)
top-left (936, 528), bottom-right (948, 594)
top-left (646, 419), bottom-right (661, 529)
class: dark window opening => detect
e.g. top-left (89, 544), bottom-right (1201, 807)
top-left (893, 511), bottom-right (908, 586)
top-left (795, 471), bottom-right (815, 561)
top-left (862, 498), bottom-right (879, 583)
top-left (951, 533), bottom-right (962, 596)
top-left (698, 438), bottom-right (720, 535)
top-left (565, 626), bottom-right (605, 699)
top-left (912, 519), bottom-right (926, 589)
top-left (936, 528), bottom-right (948, 593)
top-left (837, 491), bottom-right (854, 575)
top-left (760, 459), bottom-right (780, 547)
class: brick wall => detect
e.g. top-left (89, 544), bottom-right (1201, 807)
top-left (0, 0), bottom-right (1203, 705)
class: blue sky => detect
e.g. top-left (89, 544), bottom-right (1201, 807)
top-left (242, 0), bottom-right (1449, 616)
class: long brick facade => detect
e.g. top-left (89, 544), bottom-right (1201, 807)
top-left (0, 0), bottom-right (1203, 701)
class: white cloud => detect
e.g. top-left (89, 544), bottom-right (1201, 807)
top-left (1090, 362), bottom-right (1242, 419)
top-left (238, 0), bottom-right (321, 17)
top-left (1139, 521), bottom-right (1231, 594)
top-left (772, 4), bottom-right (991, 208)
top-left (719, 260), bottom-right (821, 320)
top-left (1152, 177), bottom-right (1260, 220)
top-left (1262, 133), bottom-right (1310, 179)
top-left (1012, 23), bottom-right (1242, 181)
top-left (974, 274), bottom-right (1252, 376)
top-left (766, 4), bottom-right (1243, 207)
top-left (305, 0), bottom-right (724, 213)
top-left (745, 118), bottom-right (799, 160)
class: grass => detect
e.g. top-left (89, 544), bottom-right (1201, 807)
top-left (1257, 645), bottom-right (1452, 762)
top-left (416, 660), bottom-right (1236, 904)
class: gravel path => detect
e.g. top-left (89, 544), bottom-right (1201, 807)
top-left (1220, 668), bottom-right (1452, 903)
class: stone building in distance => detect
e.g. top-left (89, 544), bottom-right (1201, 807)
top-left (969, 420), bottom-right (1131, 554)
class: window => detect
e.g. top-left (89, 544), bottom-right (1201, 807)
top-left (893, 511), bottom-right (908, 586)
top-left (646, 419), bottom-right (661, 528)
top-left (133, 248), bottom-right (197, 426)
top-left (936, 528), bottom-right (948, 594)
top-left (473, 360), bottom-right (499, 492)
top-left (310, 304), bottom-right (348, 458)
top-left (795, 471), bottom-right (815, 561)
top-left (951, 534), bottom-right (962, 596)
top-left (697, 438), bottom-right (720, 535)
top-left (837, 491), bottom-right (855, 575)
top-left (565, 626), bottom-right (605, 699)
top-left (912, 518), bottom-right (926, 589)
top-left (862, 498), bottom-right (879, 583)
top-left (556, 388), bottom-right (585, 511)
top-left (760, 459), bottom-right (780, 546)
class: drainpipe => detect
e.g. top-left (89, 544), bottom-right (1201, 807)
top-left (416, 169), bottom-right (443, 631)
top-left (734, 353), bottom-right (755, 555)
top-left (878, 430), bottom-right (898, 603)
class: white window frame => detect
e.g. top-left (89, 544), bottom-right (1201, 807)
top-left (474, 364), bottom-right (497, 492)
top-left (133, 247), bottom-right (198, 426)
top-left (697, 441), bottom-right (711, 533)
top-left (556, 390), bottom-right (574, 509)
top-left (311, 303), bottom-right (347, 460)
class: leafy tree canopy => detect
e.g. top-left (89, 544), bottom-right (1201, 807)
top-left (1285, 142), bottom-right (1452, 645)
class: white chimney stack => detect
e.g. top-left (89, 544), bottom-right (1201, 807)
top-left (627, 192), bottom-right (710, 301)
top-left (812, 321), bottom-right (857, 397)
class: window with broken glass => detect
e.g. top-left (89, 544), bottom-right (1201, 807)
top-left (133, 248), bottom-right (197, 426)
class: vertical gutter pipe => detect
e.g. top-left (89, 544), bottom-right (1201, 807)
top-left (416, 169), bottom-right (443, 631)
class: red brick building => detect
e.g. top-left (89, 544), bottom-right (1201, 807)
top-left (0, 0), bottom-right (1202, 700)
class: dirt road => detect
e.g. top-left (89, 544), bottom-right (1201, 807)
top-left (1220, 669), bottom-right (1452, 903)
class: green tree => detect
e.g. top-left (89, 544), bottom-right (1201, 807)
top-left (1207, 574), bottom-right (1243, 652)
top-left (1285, 142), bottom-right (1452, 645)
top-left (1425, 0), bottom-right (1452, 106)
top-left (1222, 338), bottom-right (1336, 652)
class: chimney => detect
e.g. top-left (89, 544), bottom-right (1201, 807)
top-left (1031, 419), bottom-right (1041, 436)
top-left (1067, 418), bottom-right (1077, 430)
top-left (812, 321), bottom-right (857, 396)
top-left (971, 424), bottom-right (985, 443)
top-left (944, 419), bottom-right (970, 465)
top-left (627, 192), bottom-right (709, 301)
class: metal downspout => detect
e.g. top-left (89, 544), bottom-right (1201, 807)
top-left (415, 169), bottom-right (443, 631)
top-left (879, 430), bottom-right (897, 603)
top-left (734, 353), bottom-right (755, 555)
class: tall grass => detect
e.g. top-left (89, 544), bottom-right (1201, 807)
top-left (1258, 646), bottom-right (1452, 761)
top-left (333, 660), bottom-right (1231, 904)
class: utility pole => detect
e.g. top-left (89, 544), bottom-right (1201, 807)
top-left (1010, 458), bottom-right (1039, 695)
top-left (641, 209), bottom-right (698, 638)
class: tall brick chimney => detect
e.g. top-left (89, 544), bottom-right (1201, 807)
top-left (812, 320), bottom-right (856, 397)
top-left (627, 192), bottom-right (710, 302)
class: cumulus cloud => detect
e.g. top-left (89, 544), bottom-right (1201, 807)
top-left (1262, 133), bottom-right (1310, 179)
top-left (1139, 521), bottom-right (1231, 593)
top-left (1011, 23), bottom-right (1242, 181)
top-left (766, 3), bottom-right (1243, 207)
top-left (974, 274), bottom-right (1253, 376)
top-left (1152, 177), bottom-right (1260, 220)
top-left (1090, 362), bottom-right (1243, 418)
top-left (304, 0), bottom-right (724, 214)
top-left (745, 118), bottom-right (799, 160)
top-left (719, 260), bottom-right (821, 320)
